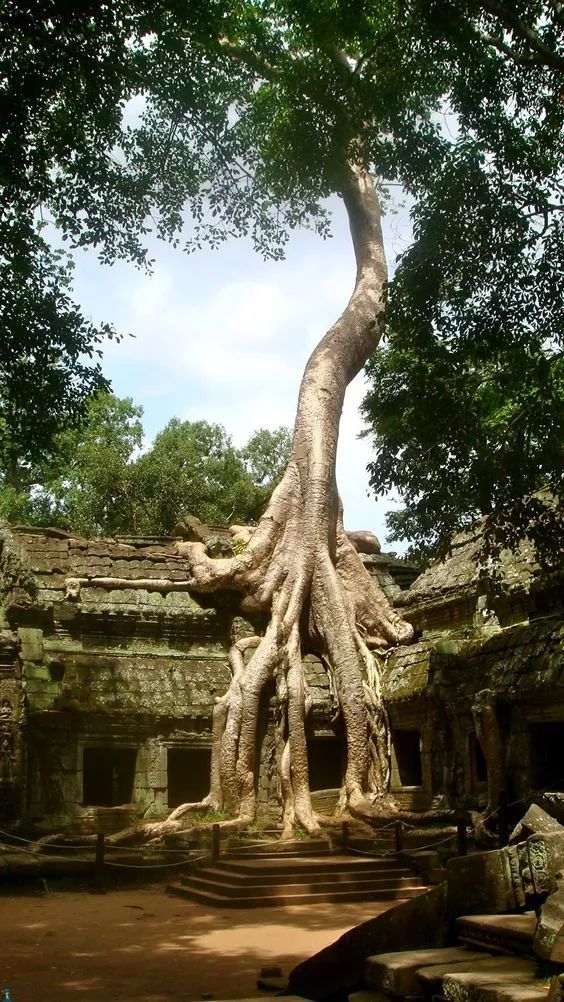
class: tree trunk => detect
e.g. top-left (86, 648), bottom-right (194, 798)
top-left (146, 162), bottom-right (413, 840)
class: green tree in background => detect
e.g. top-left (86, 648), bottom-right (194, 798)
top-left (130, 419), bottom-right (291, 534)
top-left (0, 393), bottom-right (291, 536)
top-left (0, 394), bottom-right (143, 534)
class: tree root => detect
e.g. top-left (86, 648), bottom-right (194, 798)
top-left (132, 455), bottom-right (414, 844)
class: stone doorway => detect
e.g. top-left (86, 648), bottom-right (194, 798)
top-left (167, 747), bottom-right (211, 808)
top-left (82, 747), bottom-right (137, 806)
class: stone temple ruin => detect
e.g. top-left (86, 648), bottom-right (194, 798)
top-left (0, 517), bottom-right (562, 836)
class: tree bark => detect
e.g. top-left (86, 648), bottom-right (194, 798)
top-left (145, 162), bottom-right (413, 840)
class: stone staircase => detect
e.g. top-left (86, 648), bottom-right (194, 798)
top-left (168, 839), bottom-right (427, 908)
top-left (352, 911), bottom-right (560, 1002)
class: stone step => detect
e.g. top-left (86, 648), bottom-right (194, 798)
top-left (418, 956), bottom-right (526, 995)
top-left (221, 849), bottom-right (334, 857)
top-left (200, 997), bottom-right (311, 1002)
top-left (442, 959), bottom-right (549, 1002)
top-left (185, 863), bottom-right (413, 887)
top-left (167, 881), bottom-right (426, 908)
top-left (348, 836), bottom-right (396, 850)
top-left (224, 837), bottom-right (331, 856)
top-left (349, 991), bottom-right (392, 1002)
top-left (456, 914), bottom-right (538, 957)
top-left (182, 872), bottom-right (423, 898)
top-left (218, 854), bottom-right (398, 876)
top-left (366, 947), bottom-right (491, 997)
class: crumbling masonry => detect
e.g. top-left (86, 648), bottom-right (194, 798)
top-left (0, 522), bottom-right (562, 833)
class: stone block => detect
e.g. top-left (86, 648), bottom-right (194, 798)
top-left (366, 948), bottom-right (480, 996)
top-left (531, 832), bottom-right (564, 887)
top-left (510, 805), bottom-right (564, 844)
top-left (447, 851), bottom-right (517, 916)
top-left (534, 884), bottom-right (564, 962)
top-left (546, 975), bottom-right (564, 1002)
top-left (17, 627), bottom-right (44, 663)
top-left (442, 959), bottom-right (544, 1002)
top-left (416, 955), bottom-right (495, 993)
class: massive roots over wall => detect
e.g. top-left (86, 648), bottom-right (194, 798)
top-left (145, 163), bottom-right (414, 840)
top-left (148, 467), bottom-right (413, 840)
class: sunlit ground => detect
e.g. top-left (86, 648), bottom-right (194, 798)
top-left (0, 885), bottom-right (394, 1002)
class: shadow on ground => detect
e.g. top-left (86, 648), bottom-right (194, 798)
top-left (0, 884), bottom-right (395, 1002)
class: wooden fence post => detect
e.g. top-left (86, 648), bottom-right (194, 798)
top-left (394, 820), bottom-right (403, 854)
top-left (93, 832), bottom-right (106, 892)
top-left (456, 816), bottom-right (468, 856)
top-left (212, 823), bottom-right (220, 862)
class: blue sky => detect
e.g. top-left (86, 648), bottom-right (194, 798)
top-left (71, 191), bottom-right (412, 551)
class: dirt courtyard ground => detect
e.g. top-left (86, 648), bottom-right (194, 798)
top-left (0, 884), bottom-right (393, 1002)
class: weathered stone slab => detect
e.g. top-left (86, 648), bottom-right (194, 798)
top-left (456, 913), bottom-right (537, 955)
top-left (17, 627), bottom-right (44, 663)
top-left (510, 805), bottom-right (564, 844)
top-left (448, 851), bottom-right (517, 915)
top-left (365, 948), bottom-right (481, 996)
top-left (416, 953), bottom-right (495, 992)
top-left (442, 959), bottom-right (544, 1002)
top-left (546, 975), bottom-right (564, 1002)
top-left (534, 885), bottom-right (564, 962)
top-left (349, 992), bottom-right (391, 1002)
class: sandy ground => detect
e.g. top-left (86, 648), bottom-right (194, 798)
top-left (0, 884), bottom-right (394, 1002)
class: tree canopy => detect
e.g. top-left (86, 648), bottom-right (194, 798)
top-left (0, 1), bottom-right (134, 472)
top-left (1, 0), bottom-right (561, 559)
top-left (0, 392), bottom-right (291, 536)
top-left (130, 417), bottom-right (291, 534)
top-left (362, 0), bottom-right (563, 564)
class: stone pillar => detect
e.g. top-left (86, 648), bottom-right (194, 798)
top-left (472, 688), bottom-right (505, 816)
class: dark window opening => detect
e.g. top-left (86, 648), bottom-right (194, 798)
top-left (469, 732), bottom-right (488, 787)
top-left (83, 747), bottom-right (137, 807)
top-left (307, 738), bottom-right (343, 791)
top-left (530, 722), bottom-right (564, 791)
top-left (167, 747), bottom-right (211, 807)
top-left (392, 730), bottom-right (422, 787)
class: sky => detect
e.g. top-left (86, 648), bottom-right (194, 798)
top-left (70, 191), bottom-right (413, 551)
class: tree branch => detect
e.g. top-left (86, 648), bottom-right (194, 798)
top-left (477, 0), bottom-right (564, 71)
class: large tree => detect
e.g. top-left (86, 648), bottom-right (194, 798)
top-left (2, 1), bottom-right (561, 834)
top-left (0, 393), bottom-right (291, 536)
top-left (362, 1), bottom-right (563, 567)
top-left (126, 419), bottom-right (291, 533)
top-left (0, 1), bottom-right (133, 476)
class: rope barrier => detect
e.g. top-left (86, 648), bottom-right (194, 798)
top-left (0, 840), bottom-right (208, 869)
top-left (345, 829), bottom-right (456, 858)
top-left (2, 773), bottom-right (563, 860)
top-left (104, 856), bottom-right (200, 870)
top-left (0, 827), bottom-right (210, 855)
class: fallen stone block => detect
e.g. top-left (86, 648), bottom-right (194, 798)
top-left (448, 851), bottom-right (518, 915)
top-left (540, 795), bottom-right (564, 828)
top-left (534, 884), bottom-right (564, 962)
top-left (510, 806), bottom-right (564, 845)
